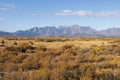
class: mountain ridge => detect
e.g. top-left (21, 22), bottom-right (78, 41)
top-left (0, 25), bottom-right (120, 37)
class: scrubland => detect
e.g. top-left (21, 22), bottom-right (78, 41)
top-left (0, 37), bottom-right (120, 80)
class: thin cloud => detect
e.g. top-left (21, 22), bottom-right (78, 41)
top-left (0, 7), bottom-right (7, 10)
top-left (26, 13), bottom-right (50, 16)
top-left (0, 18), bottom-right (5, 22)
top-left (56, 10), bottom-right (120, 17)
top-left (26, 13), bottom-right (40, 16)
top-left (0, 3), bottom-right (16, 10)
top-left (1, 3), bottom-right (16, 8)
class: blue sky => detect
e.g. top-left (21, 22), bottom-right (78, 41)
top-left (0, 0), bottom-right (120, 32)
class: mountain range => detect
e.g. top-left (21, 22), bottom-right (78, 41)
top-left (0, 25), bottom-right (120, 37)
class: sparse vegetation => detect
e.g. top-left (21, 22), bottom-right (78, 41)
top-left (0, 37), bottom-right (120, 80)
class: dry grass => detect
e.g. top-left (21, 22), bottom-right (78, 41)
top-left (0, 37), bottom-right (111, 49)
top-left (0, 37), bottom-right (120, 80)
top-left (33, 38), bottom-right (109, 48)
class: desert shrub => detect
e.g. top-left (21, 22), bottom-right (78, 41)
top-left (5, 46), bottom-right (15, 51)
top-left (95, 56), bottom-right (106, 62)
top-left (0, 43), bottom-right (5, 47)
top-left (13, 41), bottom-right (18, 45)
top-left (91, 44), bottom-right (98, 48)
top-left (3, 69), bottom-right (28, 80)
top-left (106, 44), bottom-right (117, 51)
top-left (80, 76), bottom-right (93, 80)
top-left (113, 45), bottom-right (120, 55)
top-left (97, 61), bottom-right (117, 69)
top-left (29, 68), bottom-right (49, 80)
top-left (67, 61), bottom-right (79, 70)
top-left (95, 69), bottom-right (119, 80)
top-left (60, 44), bottom-right (79, 57)
top-left (21, 55), bottom-right (40, 71)
top-left (5, 44), bottom-right (35, 53)
top-left (0, 51), bottom-right (15, 63)
top-left (25, 49), bottom-right (35, 53)
top-left (46, 48), bottom-right (61, 57)
top-left (29, 41), bottom-right (34, 45)
top-left (19, 42), bottom-right (35, 52)
top-left (58, 50), bottom-right (72, 62)
top-left (5, 46), bottom-right (26, 53)
top-left (87, 53), bottom-right (96, 62)
top-left (1, 40), bottom-right (5, 44)
top-left (79, 63), bottom-right (91, 73)
top-left (10, 53), bottom-right (27, 63)
top-left (2, 63), bottom-right (18, 72)
top-left (61, 44), bottom-right (74, 50)
top-left (79, 48), bottom-right (90, 53)
top-left (36, 45), bottom-right (47, 51)
top-left (50, 61), bottom-right (70, 80)
top-left (79, 64), bottom-right (95, 80)
top-left (110, 57), bottom-right (120, 68)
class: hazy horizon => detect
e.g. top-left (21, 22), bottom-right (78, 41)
top-left (0, 0), bottom-right (120, 32)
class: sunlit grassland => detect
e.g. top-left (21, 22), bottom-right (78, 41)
top-left (0, 37), bottom-right (120, 80)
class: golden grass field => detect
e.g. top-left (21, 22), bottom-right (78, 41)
top-left (0, 37), bottom-right (120, 80)
top-left (0, 37), bottom-right (112, 48)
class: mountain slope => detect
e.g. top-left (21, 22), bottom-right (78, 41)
top-left (0, 25), bottom-right (120, 37)
top-left (13, 25), bottom-right (103, 36)
top-left (58, 25), bottom-right (102, 36)
top-left (101, 28), bottom-right (120, 36)
top-left (0, 31), bottom-right (12, 36)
